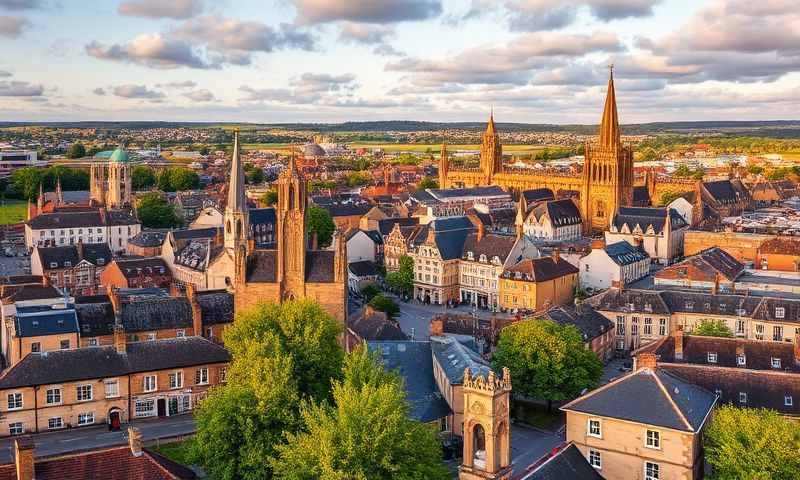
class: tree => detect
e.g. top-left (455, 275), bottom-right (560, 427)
top-left (692, 319), bottom-right (733, 338)
top-left (673, 164), bottom-right (693, 178)
top-left (132, 166), bottom-right (156, 190)
top-left (368, 293), bottom-right (400, 318)
top-left (136, 192), bottom-right (181, 228)
top-left (66, 142), bottom-right (86, 159)
top-left (417, 177), bottom-right (439, 190)
top-left (10, 167), bottom-right (43, 200)
top-left (705, 405), bottom-right (800, 480)
top-left (747, 165), bottom-right (764, 176)
top-left (359, 283), bottom-right (381, 302)
top-left (199, 145), bottom-right (210, 156)
top-left (261, 189), bottom-right (278, 206)
top-left (492, 319), bottom-right (602, 411)
top-left (245, 164), bottom-right (265, 184)
top-left (272, 345), bottom-right (449, 480)
top-left (307, 204), bottom-right (335, 248)
top-left (659, 191), bottom-right (683, 206)
top-left (156, 167), bottom-right (200, 192)
top-left (386, 255), bottom-right (414, 296)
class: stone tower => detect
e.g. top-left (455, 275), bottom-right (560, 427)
top-left (459, 367), bottom-right (512, 480)
top-left (581, 67), bottom-right (634, 233)
top-left (106, 145), bottom-right (132, 208)
top-left (480, 111), bottom-right (503, 184)
top-left (90, 161), bottom-right (106, 206)
top-left (275, 152), bottom-right (308, 299)
top-left (224, 131), bottom-right (250, 253)
top-left (439, 143), bottom-right (449, 188)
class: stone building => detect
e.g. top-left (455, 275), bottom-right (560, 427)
top-left (409, 216), bottom-right (475, 305)
top-left (521, 198), bottom-right (583, 241)
top-left (605, 206), bottom-right (688, 265)
top-left (89, 146), bottom-right (133, 209)
top-left (498, 252), bottom-right (579, 312)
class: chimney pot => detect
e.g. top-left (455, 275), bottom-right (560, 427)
top-left (674, 325), bottom-right (684, 360)
top-left (128, 427), bottom-right (143, 457)
top-left (14, 437), bottom-right (35, 480)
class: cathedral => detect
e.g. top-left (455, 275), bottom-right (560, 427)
top-left (90, 145), bottom-right (133, 208)
top-left (439, 69), bottom-right (634, 234)
top-left (214, 132), bottom-right (348, 322)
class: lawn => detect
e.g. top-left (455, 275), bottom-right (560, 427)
top-left (150, 438), bottom-right (195, 466)
top-left (0, 200), bottom-right (28, 225)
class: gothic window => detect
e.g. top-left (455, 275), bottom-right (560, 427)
top-left (288, 185), bottom-right (294, 210)
top-left (473, 423), bottom-right (486, 468)
top-left (226, 221), bottom-right (231, 234)
top-left (595, 200), bottom-right (605, 218)
top-left (236, 220), bottom-right (242, 238)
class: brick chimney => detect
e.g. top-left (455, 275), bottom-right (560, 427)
top-left (107, 285), bottom-right (121, 316)
top-left (114, 323), bottom-right (126, 355)
top-left (674, 325), bottom-right (684, 361)
top-left (476, 222), bottom-right (485, 242)
top-left (186, 284), bottom-right (202, 337)
top-left (637, 352), bottom-right (657, 370)
top-left (794, 336), bottom-right (800, 367)
top-left (14, 437), bottom-right (34, 480)
top-left (430, 317), bottom-right (444, 336)
top-left (611, 279), bottom-right (623, 291)
top-left (591, 238), bottom-right (605, 250)
top-left (128, 427), bottom-right (143, 457)
top-left (712, 272), bottom-right (720, 295)
top-left (42, 274), bottom-right (49, 287)
top-left (552, 248), bottom-right (560, 263)
top-left (169, 282), bottom-right (181, 298)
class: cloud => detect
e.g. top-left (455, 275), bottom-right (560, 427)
top-left (0, 70), bottom-right (11, 77)
top-left (182, 89), bottom-right (216, 102)
top-left (239, 73), bottom-right (358, 104)
top-left (373, 44), bottom-right (404, 56)
top-left (293, 0), bottom-right (442, 24)
top-left (338, 22), bottom-right (394, 44)
top-left (86, 33), bottom-right (212, 69)
top-left (118, 0), bottom-right (203, 19)
top-left (499, 0), bottom-right (663, 31)
top-left (0, 0), bottom-right (44, 9)
top-left (111, 84), bottom-right (165, 99)
top-left (0, 80), bottom-right (43, 96)
top-left (0, 15), bottom-right (28, 37)
top-left (93, 87), bottom-right (106, 96)
top-left (159, 80), bottom-right (197, 88)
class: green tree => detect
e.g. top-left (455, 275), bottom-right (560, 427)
top-left (199, 145), bottom-right (210, 156)
top-left (261, 189), bottom-right (278, 206)
top-left (272, 345), bottom-right (449, 480)
top-left (492, 319), bottom-right (603, 411)
top-left (747, 165), bottom-right (764, 176)
top-left (344, 171), bottom-right (371, 187)
top-left (673, 164), bottom-right (693, 178)
top-left (368, 293), bottom-right (400, 318)
top-left (692, 170), bottom-right (705, 180)
top-left (767, 168), bottom-right (789, 181)
top-left (692, 319), bottom-right (733, 338)
top-left (307, 204), bottom-right (335, 248)
top-left (705, 405), bottom-right (800, 480)
top-left (66, 142), bottom-right (86, 159)
top-left (245, 164), bottom-right (265, 184)
top-left (169, 167), bottom-right (201, 191)
top-left (136, 192), bottom-right (181, 228)
top-left (10, 167), bottom-right (43, 200)
top-left (417, 176), bottom-right (439, 190)
top-left (359, 283), bottom-right (381, 302)
top-left (659, 191), bottom-right (683, 206)
top-left (132, 166), bottom-right (156, 190)
top-left (385, 255), bottom-right (414, 296)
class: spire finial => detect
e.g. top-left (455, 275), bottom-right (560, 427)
top-left (599, 65), bottom-right (620, 148)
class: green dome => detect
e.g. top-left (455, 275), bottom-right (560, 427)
top-left (109, 147), bottom-right (130, 163)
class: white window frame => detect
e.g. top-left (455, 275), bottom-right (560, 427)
top-left (739, 392), bottom-right (747, 403)
top-left (707, 353), bottom-right (717, 363)
top-left (176, 329), bottom-right (186, 338)
top-left (785, 395), bottom-right (793, 406)
top-left (737, 354), bottom-right (746, 366)
top-left (76, 384), bottom-right (93, 402)
top-left (588, 449), bottom-right (602, 469)
top-left (645, 461), bottom-right (660, 480)
top-left (587, 418), bottom-right (602, 438)
top-left (7, 392), bottom-right (22, 410)
top-left (775, 307), bottom-right (785, 319)
top-left (645, 429), bottom-right (661, 450)
top-left (46, 387), bottom-right (62, 405)
top-left (196, 367), bottom-right (209, 385)
top-left (771, 357), bottom-right (781, 369)
top-left (77, 412), bottom-right (95, 426)
top-left (169, 371), bottom-right (183, 390)
top-left (105, 380), bottom-right (119, 398)
top-left (8, 422), bottom-right (24, 436)
top-left (143, 375), bottom-right (157, 392)
top-left (48, 417), bottom-right (64, 430)
top-left (219, 367), bottom-right (227, 383)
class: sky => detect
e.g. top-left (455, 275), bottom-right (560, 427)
top-left (1, 0), bottom-right (799, 124)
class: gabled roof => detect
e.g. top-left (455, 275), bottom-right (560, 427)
top-left (248, 207), bottom-right (275, 225)
top-left (430, 335), bottom-right (491, 385)
top-left (655, 334), bottom-right (800, 372)
top-left (604, 241), bottom-right (649, 266)
top-left (562, 368), bottom-right (717, 432)
top-left (586, 288), bottom-right (670, 315)
top-left (14, 307), bottom-right (79, 337)
top-left (121, 297), bottom-right (193, 333)
top-left (128, 230), bottom-right (166, 248)
top-left (612, 206), bottom-right (686, 234)
top-left (196, 290), bottom-right (234, 326)
top-left (28, 211), bottom-right (103, 229)
top-left (35, 243), bottom-right (112, 270)
top-left (502, 257), bottom-right (578, 283)
top-left (702, 179), bottom-right (750, 205)
top-left (376, 217), bottom-right (419, 236)
top-left (530, 199), bottom-right (582, 227)
top-left (322, 203), bottom-right (372, 218)
top-left (114, 257), bottom-right (169, 279)
top-left (522, 188), bottom-right (555, 205)
top-left (349, 260), bottom-right (378, 277)
top-left (667, 247), bottom-right (744, 281)
top-left (544, 305), bottom-right (613, 342)
top-left (172, 227), bottom-right (219, 241)
top-left (520, 443), bottom-right (605, 480)
top-left (461, 232), bottom-right (517, 263)
top-left (350, 310), bottom-right (407, 342)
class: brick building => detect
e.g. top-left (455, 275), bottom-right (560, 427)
top-left (100, 257), bottom-right (172, 289)
top-left (30, 243), bottom-right (112, 296)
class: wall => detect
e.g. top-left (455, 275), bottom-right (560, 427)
top-left (683, 231), bottom-right (772, 263)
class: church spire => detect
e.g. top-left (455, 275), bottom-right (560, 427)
top-left (599, 66), bottom-right (620, 148)
top-left (227, 130), bottom-right (246, 213)
top-left (55, 176), bottom-right (63, 206)
top-left (486, 108), bottom-right (496, 135)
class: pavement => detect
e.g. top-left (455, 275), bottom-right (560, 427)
top-left (391, 296), bottom-right (505, 340)
top-left (0, 414), bottom-right (196, 463)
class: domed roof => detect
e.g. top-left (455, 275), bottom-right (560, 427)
top-left (302, 143), bottom-right (325, 157)
top-left (109, 147), bottom-right (130, 163)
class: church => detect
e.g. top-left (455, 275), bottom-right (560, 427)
top-left (210, 132), bottom-right (348, 322)
top-left (90, 146), bottom-right (133, 209)
top-left (439, 68), bottom-right (634, 234)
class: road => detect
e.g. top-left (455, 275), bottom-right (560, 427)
top-left (0, 415), bottom-right (196, 462)
top-left (391, 296), bottom-right (505, 340)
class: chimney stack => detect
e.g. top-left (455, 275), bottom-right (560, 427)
top-left (42, 275), bottom-right (49, 287)
top-left (674, 325), bottom-right (684, 360)
top-left (186, 284), bottom-right (202, 337)
top-left (128, 427), bottom-right (143, 457)
top-left (107, 285), bottom-right (121, 315)
top-left (636, 352), bottom-right (657, 370)
top-left (14, 437), bottom-right (35, 480)
top-left (169, 282), bottom-right (180, 298)
top-left (591, 238), bottom-right (605, 251)
top-left (552, 248), bottom-right (560, 264)
top-left (712, 272), bottom-right (720, 295)
top-left (477, 222), bottom-right (485, 242)
top-left (794, 336), bottom-right (800, 367)
top-left (114, 323), bottom-right (126, 355)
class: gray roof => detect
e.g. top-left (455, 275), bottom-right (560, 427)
top-left (522, 188), bottom-right (555, 205)
top-left (430, 335), bottom-right (492, 385)
top-left (544, 305), bottom-right (614, 342)
top-left (612, 206), bottom-right (687, 234)
top-left (349, 260), bottom-right (378, 278)
top-left (197, 291), bottom-right (234, 326)
top-left (121, 297), bottom-right (193, 333)
top-left (586, 288), bottom-right (670, 315)
top-left (562, 368), bottom-right (716, 432)
top-left (248, 207), bottom-right (275, 226)
top-left (604, 241), bottom-right (649, 266)
top-left (429, 186), bottom-right (507, 200)
top-left (128, 231), bottom-right (166, 247)
top-left (522, 443), bottom-right (604, 480)
top-left (14, 307), bottom-right (79, 337)
top-left (35, 243), bottom-right (112, 269)
top-left (368, 341), bottom-right (452, 423)
top-left (531, 199), bottom-right (582, 227)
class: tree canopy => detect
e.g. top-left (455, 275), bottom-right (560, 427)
top-left (368, 293), bottom-right (400, 318)
top-left (260, 189), bottom-right (278, 206)
top-left (705, 405), bottom-right (800, 480)
top-left (156, 167), bottom-right (200, 192)
top-left (307, 204), bottom-right (336, 249)
top-left (244, 164), bottom-right (265, 184)
top-left (66, 142), bottom-right (86, 159)
top-left (417, 177), bottom-right (439, 190)
top-left (136, 192), bottom-right (181, 228)
top-left (10, 166), bottom-right (89, 200)
top-left (385, 255), bottom-right (414, 296)
top-left (659, 191), bottom-right (683, 206)
top-left (132, 165), bottom-right (156, 190)
top-left (492, 319), bottom-right (602, 408)
top-left (692, 319), bottom-right (734, 338)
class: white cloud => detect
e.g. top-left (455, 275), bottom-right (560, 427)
top-left (118, 0), bottom-right (203, 19)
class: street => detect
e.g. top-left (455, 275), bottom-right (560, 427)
top-left (0, 414), bottom-right (196, 463)
top-left (509, 423), bottom-right (564, 475)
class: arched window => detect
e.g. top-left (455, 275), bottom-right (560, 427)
top-left (236, 220), bottom-right (242, 238)
top-left (226, 220), bottom-right (231, 234)
top-left (288, 185), bottom-right (294, 209)
top-left (473, 423), bottom-right (486, 469)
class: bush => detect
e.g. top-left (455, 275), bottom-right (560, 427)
top-left (368, 294), bottom-right (400, 318)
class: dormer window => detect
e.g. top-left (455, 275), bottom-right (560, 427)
top-left (64, 261), bottom-right (71, 267)
top-left (737, 354), bottom-right (746, 366)
top-left (479, 254), bottom-right (487, 263)
top-left (685, 302), bottom-right (694, 310)
top-left (97, 258), bottom-right (105, 266)
top-left (644, 303), bottom-right (652, 312)
top-left (771, 357), bottom-right (781, 369)
top-left (707, 353), bottom-right (717, 363)
top-left (49, 262), bottom-right (58, 268)
top-left (775, 307), bottom-right (785, 319)
top-left (467, 252), bottom-right (474, 261)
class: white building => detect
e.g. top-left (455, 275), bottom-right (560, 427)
top-left (346, 230), bottom-right (381, 264)
top-left (667, 197), bottom-right (693, 226)
top-left (25, 210), bottom-right (141, 254)
top-left (522, 199), bottom-right (582, 241)
top-left (579, 240), bottom-right (650, 291)
top-left (605, 206), bottom-right (688, 265)
top-left (0, 149), bottom-right (46, 179)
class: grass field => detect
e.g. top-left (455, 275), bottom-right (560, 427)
top-left (150, 439), bottom-right (195, 466)
top-left (0, 200), bottom-right (27, 225)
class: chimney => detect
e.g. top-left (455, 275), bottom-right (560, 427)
top-left (591, 238), bottom-right (605, 250)
top-left (674, 325), bottom-right (684, 361)
top-left (247, 238), bottom-right (255, 253)
top-left (794, 336), bottom-right (800, 367)
top-left (477, 222), bottom-right (485, 242)
top-left (107, 285), bottom-right (121, 315)
top-left (169, 282), bottom-right (180, 298)
top-left (310, 231), bottom-right (319, 251)
top-left (42, 275), bottom-right (49, 287)
top-left (611, 279), bottom-right (623, 291)
top-left (14, 437), bottom-right (35, 480)
top-left (186, 284), bottom-right (203, 337)
top-left (430, 317), bottom-right (444, 336)
top-left (552, 248), bottom-right (560, 263)
top-left (114, 323), bottom-right (126, 355)
top-left (712, 272), bottom-right (720, 295)
top-left (637, 352), bottom-right (657, 370)
top-left (632, 237), bottom-right (642, 248)
top-left (128, 427), bottom-right (143, 457)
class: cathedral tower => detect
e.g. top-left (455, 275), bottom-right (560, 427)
top-left (580, 67), bottom-right (634, 233)
top-left (106, 145), bottom-right (132, 208)
top-left (480, 111), bottom-right (503, 183)
top-left (224, 131), bottom-right (250, 253)
top-left (459, 367), bottom-right (512, 480)
top-left (275, 151), bottom-right (308, 299)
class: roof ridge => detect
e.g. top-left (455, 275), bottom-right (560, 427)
top-left (651, 369), bottom-right (695, 432)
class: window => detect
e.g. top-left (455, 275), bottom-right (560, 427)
top-left (615, 316), bottom-right (625, 334)
top-left (659, 319), bottom-right (667, 336)
top-left (169, 371), bottom-right (183, 389)
top-left (31, 342), bottom-right (40, 353)
top-left (176, 329), bottom-right (185, 338)
top-left (76, 384), bottom-right (92, 401)
top-left (588, 419), bottom-right (601, 438)
top-left (77, 412), bottom-right (94, 426)
top-left (736, 320), bottom-right (745, 335)
top-left (219, 367), bottom-right (227, 383)
top-left (147, 333), bottom-right (156, 341)
top-left (9, 423), bottom-right (23, 436)
top-left (60, 339), bottom-right (69, 350)
top-left (48, 417), bottom-right (63, 430)
top-left (105, 380), bottom-right (119, 398)
top-left (646, 430), bottom-right (661, 449)
top-left (46, 388), bottom-right (61, 405)
top-left (773, 325), bottom-right (783, 342)
top-left (64, 261), bottom-right (71, 267)
top-left (643, 318), bottom-right (652, 336)
top-left (739, 392), bottom-right (747, 404)
top-left (143, 375), bottom-right (156, 392)
top-left (588, 450), bottom-right (601, 469)
top-left (645, 462), bottom-right (660, 480)
top-left (771, 357), bottom-right (782, 369)
top-left (205, 327), bottom-right (213, 338)
top-left (195, 368), bottom-right (209, 385)
top-left (707, 353), bottom-right (718, 364)
top-left (135, 399), bottom-right (155, 418)
top-left (737, 354), bottom-right (746, 366)
top-left (7, 393), bottom-right (22, 410)
top-left (755, 324), bottom-right (764, 340)
top-left (775, 307), bottom-right (785, 319)
top-left (785, 396), bottom-right (793, 406)
top-left (88, 338), bottom-right (98, 347)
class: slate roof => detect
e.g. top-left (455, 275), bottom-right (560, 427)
top-left (530, 199), bottom-right (582, 227)
top-left (612, 206), bottom-right (687, 234)
top-left (429, 186), bottom-right (507, 200)
top-left (703, 179), bottom-right (750, 205)
top-left (246, 250), bottom-right (277, 282)
top-left (604, 241), bottom-right (649, 266)
top-left (0, 284), bottom-right (62, 303)
top-left (562, 368), bottom-right (717, 432)
top-left (468, 208), bottom-right (517, 232)
top-left (248, 207), bottom-right (276, 226)
top-left (586, 288), bottom-right (670, 315)
top-left (429, 216), bottom-right (475, 232)
top-left (0, 337), bottom-right (230, 389)
top-left (306, 251), bottom-right (336, 282)
top-left (196, 290), bottom-right (234, 326)
top-left (501, 257), bottom-right (578, 283)
top-left (751, 297), bottom-right (800, 323)
top-left (128, 230), bottom-right (166, 248)
top-left (632, 185), bottom-right (651, 206)
top-left (368, 341), bottom-right (451, 423)
top-left (672, 247), bottom-right (744, 281)
top-left (364, 230), bottom-right (383, 245)
top-left (322, 203), bottom-right (372, 218)
top-left (522, 188), bottom-right (555, 205)
top-left (14, 308), bottom-right (79, 337)
top-left (121, 297), bottom-right (193, 332)
top-left (75, 301), bottom-right (115, 337)
top-left (350, 310), bottom-right (407, 341)
top-left (660, 291), bottom-right (762, 317)
top-left (461, 232), bottom-right (517, 263)
top-left (433, 230), bottom-right (471, 261)
top-left (521, 443), bottom-right (604, 480)
top-left (654, 335), bottom-right (800, 372)
top-left (29, 211), bottom-right (101, 229)
top-left (105, 209), bottom-right (139, 226)
top-left (349, 260), bottom-right (378, 277)
top-left (377, 217), bottom-right (419, 236)
top-left (172, 227), bottom-right (219, 241)
top-left (544, 305), bottom-right (614, 342)
top-left (174, 239), bottom-right (213, 271)
top-left (35, 243), bottom-right (112, 270)
top-left (430, 335), bottom-right (492, 385)
top-left (114, 257), bottom-right (169, 278)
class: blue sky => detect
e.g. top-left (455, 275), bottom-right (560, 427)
top-left (1, 0), bottom-right (799, 123)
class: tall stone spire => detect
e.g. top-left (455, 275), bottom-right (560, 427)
top-left (599, 66), bottom-right (620, 148)
top-left (55, 176), bottom-right (63, 206)
top-left (486, 108), bottom-right (496, 135)
top-left (227, 130), bottom-right (246, 213)
top-left (36, 182), bottom-right (44, 211)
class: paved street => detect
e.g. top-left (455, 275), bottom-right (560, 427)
top-left (0, 415), bottom-right (196, 462)
top-left (391, 296), bottom-right (506, 340)
top-left (509, 423), bottom-right (564, 477)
